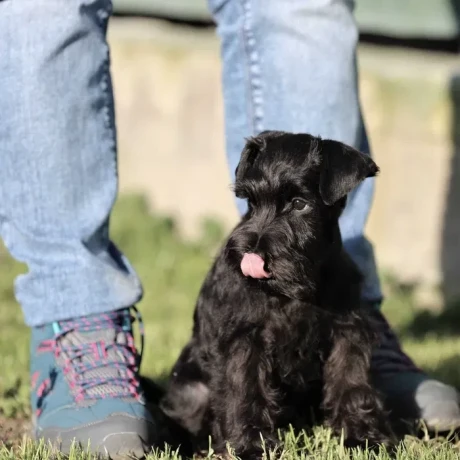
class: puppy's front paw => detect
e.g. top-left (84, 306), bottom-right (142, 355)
top-left (340, 415), bottom-right (395, 450)
top-left (343, 431), bottom-right (393, 450)
top-left (223, 436), bottom-right (278, 460)
top-left (327, 387), bottom-right (395, 449)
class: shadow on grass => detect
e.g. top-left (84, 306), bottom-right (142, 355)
top-left (401, 302), bottom-right (460, 339)
top-left (382, 276), bottom-right (460, 339)
top-left (429, 355), bottom-right (460, 391)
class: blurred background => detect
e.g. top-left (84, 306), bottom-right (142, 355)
top-left (1, 0), bottom-right (460, 436)
top-left (111, 0), bottom-right (460, 309)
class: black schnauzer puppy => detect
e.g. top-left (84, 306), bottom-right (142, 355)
top-left (161, 131), bottom-right (393, 458)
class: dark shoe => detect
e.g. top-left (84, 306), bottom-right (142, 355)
top-left (370, 308), bottom-right (460, 431)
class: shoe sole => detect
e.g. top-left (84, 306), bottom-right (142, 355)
top-left (34, 413), bottom-right (156, 459)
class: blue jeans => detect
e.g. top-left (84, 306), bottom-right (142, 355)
top-left (0, 0), bottom-right (381, 327)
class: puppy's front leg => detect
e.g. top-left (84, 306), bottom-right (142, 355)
top-left (211, 340), bottom-right (279, 459)
top-left (161, 341), bottom-right (210, 437)
top-left (323, 314), bottom-right (394, 447)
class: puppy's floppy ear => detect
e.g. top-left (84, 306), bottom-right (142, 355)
top-left (235, 135), bottom-right (266, 183)
top-left (319, 139), bottom-right (379, 205)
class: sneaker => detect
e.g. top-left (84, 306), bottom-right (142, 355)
top-left (370, 308), bottom-right (460, 431)
top-left (30, 307), bottom-right (157, 458)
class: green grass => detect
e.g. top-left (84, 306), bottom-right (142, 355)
top-left (1, 429), bottom-right (460, 460)
top-left (0, 195), bottom-right (459, 459)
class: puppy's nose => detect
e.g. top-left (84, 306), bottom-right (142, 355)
top-left (240, 253), bottom-right (271, 279)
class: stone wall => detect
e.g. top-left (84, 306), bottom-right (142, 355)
top-left (111, 19), bottom-right (238, 234)
top-left (108, 18), bottom-right (460, 303)
top-left (360, 48), bottom-right (460, 304)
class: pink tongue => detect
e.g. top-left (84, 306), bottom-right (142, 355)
top-left (240, 253), bottom-right (271, 279)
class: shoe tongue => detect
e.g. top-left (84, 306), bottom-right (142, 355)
top-left (59, 324), bottom-right (132, 399)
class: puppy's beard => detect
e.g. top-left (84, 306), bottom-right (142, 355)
top-left (224, 225), bottom-right (318, 299)
top-left (227, 247), bottom-right (317, 300)
top-left (265, 256), bottom-right (317, 300)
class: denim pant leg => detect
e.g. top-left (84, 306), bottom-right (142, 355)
top-left (0, 0), bottom-right (142, 326)
top-left (209, 0), bottom-right (382, 303)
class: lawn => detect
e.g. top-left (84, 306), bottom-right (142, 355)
top-left (0, 195), bottom-right (459, 459)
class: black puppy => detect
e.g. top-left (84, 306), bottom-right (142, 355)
top-left (161, 131), bottom-right (393, 458)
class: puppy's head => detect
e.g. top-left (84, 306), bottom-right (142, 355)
top-left (225, 130), bottom-right (378, 299)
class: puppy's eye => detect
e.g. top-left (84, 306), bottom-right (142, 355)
top-left (292, 198), bottom-right (308, 211)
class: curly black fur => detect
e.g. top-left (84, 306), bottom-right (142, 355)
top-left (161, 131), bottom-right (394, 458)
